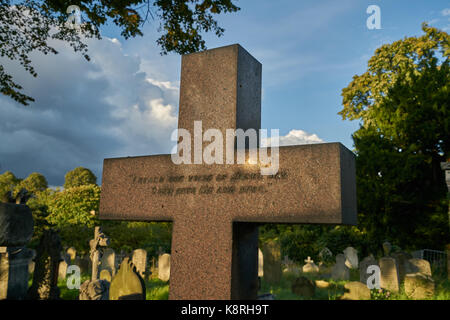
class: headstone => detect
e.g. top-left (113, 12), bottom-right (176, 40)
top-left (0, 203), bottom-right (34, 300)
top-left (258, 248), bottom-right (263, 277)
top-left (331, 254), bottom-right (350, 281)
top-left (382, 242), bottom-right (392, 256)
top-left (302, 256), bottom-right (319, 273)
top-left (132, 249), bottom-right (147, 279)
top-left (89, 226), bottom-right (110, 281)
top-left (359, 255), bottom-right (378, 285)
top-left (407, 258), bottom-right (432, 277)
top-left (99, 269), bottom-right (112, 282)
top-left (98, 44), bottom-right (357, 299)
top-left (79, 279), bottom-right (110, 300)
top-left (100, 248), bottom-right (116, 277)
top-left (74, 256), bottom-right (90, 275)
top-left (315, 280), bottom-right (330, 289)
top-left (27, 229), bottom-right (62, 300)
top-left (291, 276), bottom-right (315, 298)
top-left (109, 258), bottom-right (145, 300)
top-left (343, 246), bottom-right (358, 269)
top-left (379, 257), bottom-right (400, 293)
top-left (58, 260), bottom-right (68, 280)
top-left (404, 273), bottom-right (435, 299)
top-left (261, 240), bottom-right (282, 285)
top-left (67, 247), bottom-right (77, 261)
top-left (158, 253), bottom-right (171, 282)
top-left (391, 251), bottom-right (413, 283)
top-left (341, 281), bottom-right (371, 300)
top-left (318, 247), bottom-right (333, 264)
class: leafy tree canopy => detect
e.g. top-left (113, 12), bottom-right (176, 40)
top-left (64, 166), bottom-right (97, 189)
top-left (339, 23), bottom-right (450, 250)
top-left (0, 170), bottom-right (20, 202)
top-left (1, 0), bottom-right (240, 105)
top-left (16, 172), bottom-right (48, 194)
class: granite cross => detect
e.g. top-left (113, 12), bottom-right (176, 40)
top-left (99, 44), bottom-right (357, 300)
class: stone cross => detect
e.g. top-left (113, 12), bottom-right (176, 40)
top-left (304, 257), bottom-right (313, 264)
top-left (89, 226), bottom-right (110, 281)
top-left (99, 44), bottom-right (357, 299)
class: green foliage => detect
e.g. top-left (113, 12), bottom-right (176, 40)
top-left (370, 288), bottom-right (392, 300)
top-left (15, 172), bottom-right (48, 195)
top-left (1, 0), bottom-right (239, 105)
top-left (339, 23), bottom-right (450, 250)
top-left (0, 170), bottom-right (20, 202)
top-left (64, 167), bottom-right (97, 189)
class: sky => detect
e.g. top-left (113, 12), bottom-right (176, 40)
top-left (0, 0), bottom-right (449, 186)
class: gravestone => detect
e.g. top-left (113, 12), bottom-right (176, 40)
top-left (58, 260), bottom-right (68, 280)
top-left (158, 253), bottom-right (171, 282)
top-left (28, 229), bottom-right (62, 300)
top-left (99, 269), bottom-right (112, 282)
top-left (359, 255), bottom-right (378, 285)
top-left (341, 282), bottom-right (371, 300)
top-left (100, 248), bottom-right (116, 277)
top-left (302, 256), bottom-right (319, 273)
top-left (132, 249), bottom-right (147, 279)
top-left (379, 257), bottom-right (399, 293)
top-left (407, 258), bottom-right (432, 277)
top-left (404, 273), bottom-right (435, 299)
top-left (261, 240), bottom-right (282, 284)
top-left (89, 227), bottom-right (110, 281)
top-left (391, 251), bottom-right (412, 283)
top-left (67, 247), bottom-right (77, 261)
top-left (343, 246), bottom-right (358, 269)
top-left (99, 44), bottom-right (357, 299)
top-left (258, 248), bottom-right (263, 277)
top-left (318, 247), bottom-right (333, 264)
top-left (291, 276), bottom-right (315, 298)
top-left (382, 242), bottom-right (392, 256)
top-left (0, 203), bottom-right (34, 300)
top-left (331, 254), bottom-right (350, 281)
top-left (110, 258), bottom-right (145, 300)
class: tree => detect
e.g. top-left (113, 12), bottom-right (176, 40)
top-left (1, 0), bottom-right (240, 105)
top-left (339, 23), bottom-right (450, 250)
top-left (0, 170), bottom-right (20, 202)
top-left (64, 167), bottom-right (97, 189)
top-left (15, 172), bottom-right (48, 194)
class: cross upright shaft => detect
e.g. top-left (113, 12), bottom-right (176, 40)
top-left (99, 44), bottom-right (357, 300)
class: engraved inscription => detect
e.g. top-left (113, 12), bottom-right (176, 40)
top-left (128, 170), bottom-right (289, 197)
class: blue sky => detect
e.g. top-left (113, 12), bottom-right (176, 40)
top-left (1, 0), bottom-right (449, 185)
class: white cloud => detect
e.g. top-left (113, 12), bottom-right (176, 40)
top-left (0, 35), bottom-right (179, 185)
top-left (442, 8), bottom-right (450, 16)
top-left (262, 129), bottom-right (324, 147)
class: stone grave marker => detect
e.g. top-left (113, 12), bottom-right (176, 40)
top-left (302, 256), bottom-right (319, 273)
top-left (67, 247), bottom-right (77, 261)
top-left (132, 249), bottom-right (147, 279)
top-left (100, 248), bottom-right (116, 277)
top-left (343, 246), bottom-right (358, 269)
top-left (158, 253), bottom-right (171, 282)
top-left (261, 240), bottom-right (282, 284)
top-left (0, 203), bottom-right (34, 300)
top-left (379, 257), bottom-right (400, 293)
top-left (331, 253), bottom-right (350, 281)
top-left (359, 255), bottom-right (378, 286)
top-left (110, 258), bottom-right (145, 300)
top-left (258, 248), bottom-right (263, 277)
top-left (407, 258), bottom-right (432, 277)
top-left (391, 251), bottom-right (412, 283)
top-left (99, 44), bottom-right (357, 299)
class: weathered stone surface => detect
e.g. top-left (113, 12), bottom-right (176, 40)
top-left (100, 248), bottom-right (116, 277)
top-left (261, 240), bottom-right (282, 285)
top-left (315, 280), bottom-right (330, 289)
top-left (132, 249), bottom-right (147, 279)
top-left (58, 260), bottom-right (68, 280)
top-left (258, 248), bottom-right (263, 277)
top-left (379, 257), bottom-right (399, 293)
top-left (318, 247), bottom-right (333, 264)
top-left (341, 281), bottom-right (371, 300)
top-left (158, 253), bottom-right (171, 282)
top-left (391, 251), bottom-right (413, 283)
top-left (79, 279), bottom-right (110, 300)
top-left (291, 276), bottom-right (315, 298)
top-left (66, 247), bottom-right (76, 261)
top-left (408, 258), bottom-right (432, 277)
top-left (99, 269), bottom-right (112, 282)
top-left (331, 254), bottom-right (350, 281)
top-left (382, 242), bottom-right (392, 256)
top-left (0, 203), bottom-right (34, 247)
top-left (359, 255), bottom-right (378, 286)
top-left (109, 258), bottom-right (145, 300)
top-left (27, 229), bottom-right (62, 300)
top-left (343, 247), bottom-right (358, 269)
top-left (98, 44), bottom-right (357, 300)
top-left (404, 273), bottom-right (435, 299)
top-left (0, 247), bottom-right (34, 299)
top-left (302, 257), bottom-right (319, 273)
